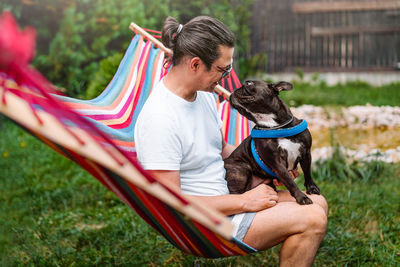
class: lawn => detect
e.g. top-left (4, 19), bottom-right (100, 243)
top-left (1, 116), bottom-right (399, 266)
top-left (279, 81), bottom-right (400, 107)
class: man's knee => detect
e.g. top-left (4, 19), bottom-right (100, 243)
top-left (309, 194), bottom-right (328, 215)
top-left (305, 205), bottom-right (328, 236)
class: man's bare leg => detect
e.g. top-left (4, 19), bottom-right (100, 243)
top-left (278, 190), bottom-right (328, 215)
top-left (243, 193), bottom-right (328, 267)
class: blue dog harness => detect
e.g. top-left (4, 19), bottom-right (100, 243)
top-left (250, 120), bottom-right (308, 177)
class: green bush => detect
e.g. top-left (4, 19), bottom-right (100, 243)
top-left (238, 52), bottom-right (267, 80)
top-left (85, 52), bottom-right (123, 99)
top-left (1, 0), bottom-right (255, 97)
top-left (1, 0), bottom-right (176, 98)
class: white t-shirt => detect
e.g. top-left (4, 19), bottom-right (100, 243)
top-left (134, 79), bottom-right (229, 196)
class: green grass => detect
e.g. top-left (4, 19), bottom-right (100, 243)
top-left (1, 117), bottom-right (399, 266)
top-left (278, 81), bottom-right (400, 107)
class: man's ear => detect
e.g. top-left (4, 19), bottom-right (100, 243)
top-left (189, 57), bottom-right (202, 73)
top-left (271, 81), bottom-right (293, 93)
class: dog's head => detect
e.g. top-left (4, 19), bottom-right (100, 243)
top-left (229, 80), bottom-right (293, 127)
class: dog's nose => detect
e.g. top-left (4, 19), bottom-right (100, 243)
top-left (245, 81), bottom-right (254, 86)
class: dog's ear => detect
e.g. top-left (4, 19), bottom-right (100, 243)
top-left (270, 81), bottom-right (293, 93)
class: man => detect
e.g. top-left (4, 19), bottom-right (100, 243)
top-left (135, 16), bottom-right (328, 266)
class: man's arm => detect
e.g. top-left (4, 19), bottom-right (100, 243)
top-left (147, 170), bottom-right (278, 216)
top-left (220, 130), bottom-right (236, 159)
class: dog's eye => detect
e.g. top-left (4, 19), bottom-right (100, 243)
top-left (244, 86), bottom-right (256, 95)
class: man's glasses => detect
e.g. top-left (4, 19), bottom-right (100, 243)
top-left (212, 59), bottom-right (233, 79)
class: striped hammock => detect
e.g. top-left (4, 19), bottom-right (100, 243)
top-left (0, 12), bottom-right (254, 258)
top-left (56, 34), bottom-right (251, 154)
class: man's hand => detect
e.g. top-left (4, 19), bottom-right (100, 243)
top-left (273, 168), bottom-right (299, 187)
top-left (241, 184), bottom-right (278, 212)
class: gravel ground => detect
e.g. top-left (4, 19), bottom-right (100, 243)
top-left (291, 105), bottom-right (400, 163)
top-left (311, 146), bottom-right (400, 164)
top-left (292, 104), bottom-right (400, 129)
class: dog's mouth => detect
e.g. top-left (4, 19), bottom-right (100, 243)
top-left (229, 90), bottom-right (244, 109)
top-left (229, 85), bottom-right (258, 123)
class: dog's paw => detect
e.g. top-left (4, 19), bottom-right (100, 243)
top-left (306, 184), bottom-right (321, 195)
top-left (297, 195), bottom-right (313, 205)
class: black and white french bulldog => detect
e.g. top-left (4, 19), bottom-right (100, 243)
top-left (224, 80), bottom-right (320, 205)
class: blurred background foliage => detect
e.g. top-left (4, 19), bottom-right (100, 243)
top-left (1, 0), bottom-right (254, 98)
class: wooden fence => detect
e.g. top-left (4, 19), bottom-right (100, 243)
top-left (251, 0), bottom-right (400, 72)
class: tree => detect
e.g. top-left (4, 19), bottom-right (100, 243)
top-left (1, 0), bottom-right (255, 96)
top-left (1, 0), bottom-right (174, 97)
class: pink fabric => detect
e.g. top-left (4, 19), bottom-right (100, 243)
top-left (0, 12), bottom-right (36, 69)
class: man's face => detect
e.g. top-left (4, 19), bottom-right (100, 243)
top-left (199, 45), bottom-right (234, 93)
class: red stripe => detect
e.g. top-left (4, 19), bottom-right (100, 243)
top-left (224, 103), bottom-right (231, 142)
top-left (108, 42), bottom-right (152, 129)
top-left (193, 223), bottom-right (233, 256)
top-left (231, 69), bottom-right (242, 88)
top-left (227, 75), bottom-right (233, 93)
top-left (142, 28), bottom-right (161, 34)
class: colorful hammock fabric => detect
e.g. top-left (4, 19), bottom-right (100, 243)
top-left (0, 12), bottom-right (254, 258)
top-left (55, 34), bottom-right (250, 154)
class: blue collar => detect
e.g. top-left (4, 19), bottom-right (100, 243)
top-left (250, 119), bottom-right (308, 177)
top-left (251, 139), bottom-right (278, 177)
top-left (251, 120), bottom-right (308, 139)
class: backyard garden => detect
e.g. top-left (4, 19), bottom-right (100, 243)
top-left (1, 0), bottom-right (399, 266)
